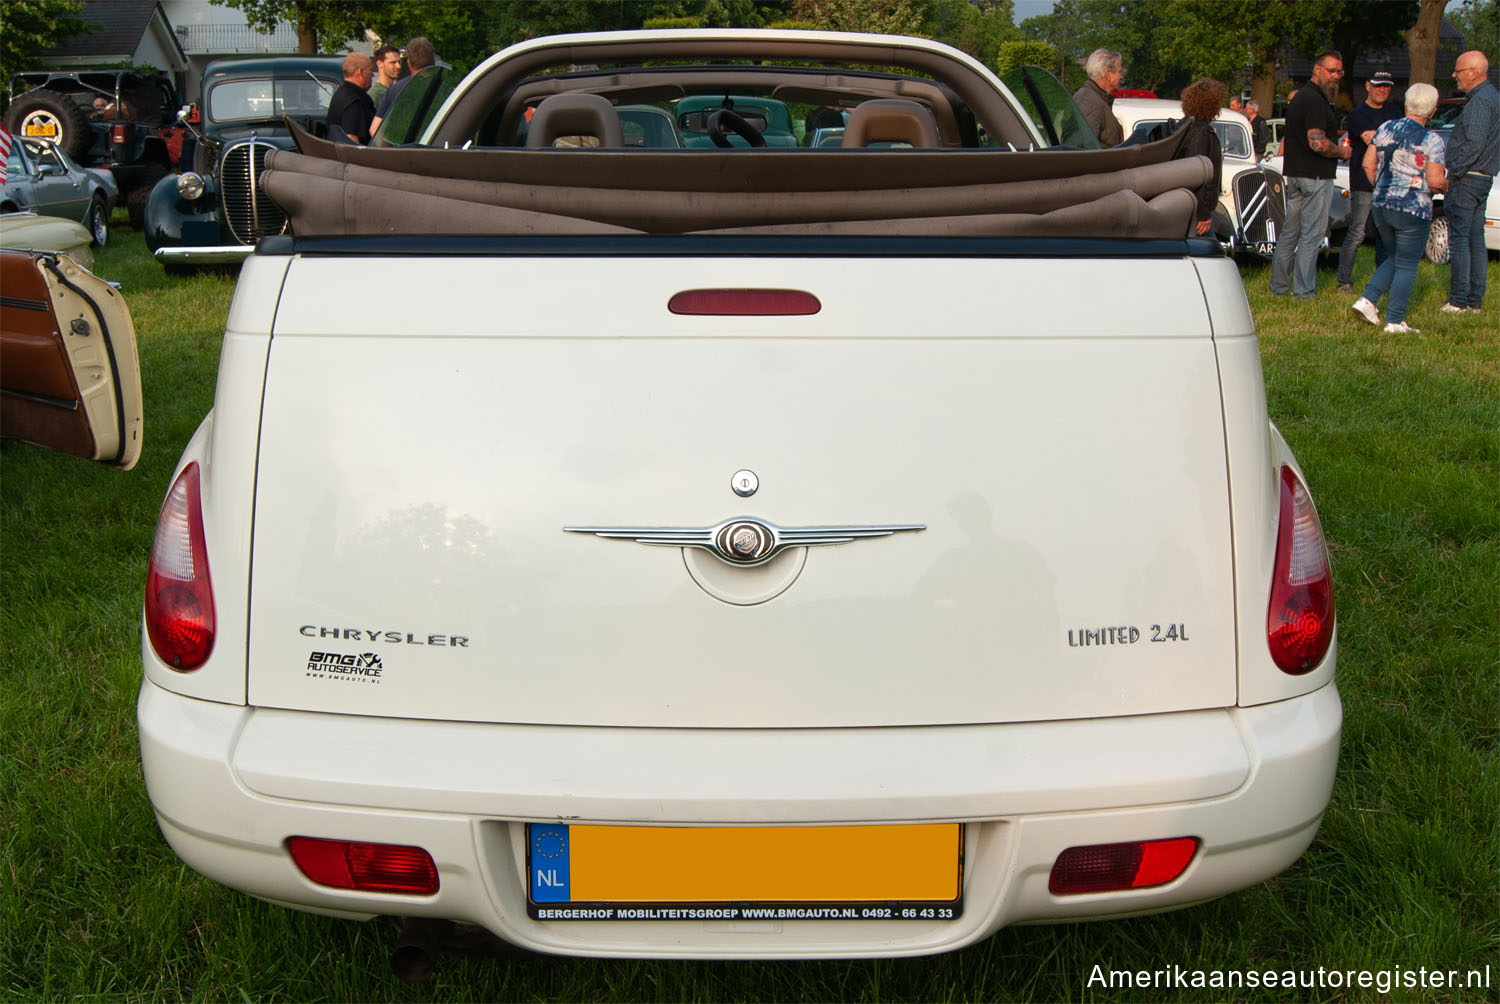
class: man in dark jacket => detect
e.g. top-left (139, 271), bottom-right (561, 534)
top-left (1071, 49), bottom-right (1124, 148)
top-left (326, 53), bottom-right (375, 145)
top-left (1245, 99), bottom-right (1268, 160)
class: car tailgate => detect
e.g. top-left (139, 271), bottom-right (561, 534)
top-left (246, 252), bottom-right (1238, 728)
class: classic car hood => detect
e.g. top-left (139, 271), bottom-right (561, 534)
top-left (0, 214), bottom-right (94, 268)
top-left (245, 253), bottom-right (1241, 728)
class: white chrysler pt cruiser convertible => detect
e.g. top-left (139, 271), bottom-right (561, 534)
top-left (137, 28), bottom-right (1340, 973)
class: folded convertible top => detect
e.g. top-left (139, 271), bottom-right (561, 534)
top-left (261, 122), bottom-right (1210, 239)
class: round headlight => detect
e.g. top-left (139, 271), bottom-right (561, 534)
top-left (176, 172), bottom-right (205, 200)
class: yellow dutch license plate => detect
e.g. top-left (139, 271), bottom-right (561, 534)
top-left (24, 123), bottom-right (59, 137)
top-left (527, 823), bottom-right (962, 921)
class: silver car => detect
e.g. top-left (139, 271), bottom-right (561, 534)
top-left (1, 136), bottom-right (116, 246)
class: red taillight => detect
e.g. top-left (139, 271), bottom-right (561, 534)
top-left (145, 462), bottom-right (215, 671)
top-left (111, 124), bottom-right (127, 145)
top-left (1049, 837), bottom-right (1199, 895)
top-left (287, 837), bottom-right (440, 895)
top-left (668, 288), bottom-right (821, 316)
top-left (1267, 465), bottom-right (1335, 674)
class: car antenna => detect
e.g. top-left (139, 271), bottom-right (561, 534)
top-left (306, 70), bottom-right (336, 99)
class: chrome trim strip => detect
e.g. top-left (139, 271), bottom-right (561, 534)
top-left (153, 246), bottom-right (254, 264)
top-left (564, 517), bottom-right (924, 567)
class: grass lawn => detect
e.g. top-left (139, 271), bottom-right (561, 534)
top-left (1, 228), bottom-right (1495, 1002)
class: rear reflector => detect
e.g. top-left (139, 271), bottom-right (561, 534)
top-left (669, 288), bottom-right (821, 316)
top-left (111, 124), bottom-right (127, 145)
top-left (1049, 837), bottom-right (1198, 895)
top-left (287, 837), bottom-right (439, 895)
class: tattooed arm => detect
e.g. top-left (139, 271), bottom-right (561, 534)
top-left (1307, 128), bottom-right (1352, 158)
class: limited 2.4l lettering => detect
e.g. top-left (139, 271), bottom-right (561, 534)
top-left (1067, 623), bottom-right (1189, 647)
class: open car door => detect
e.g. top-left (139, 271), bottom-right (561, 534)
top-left (0, 248), bottom-right (142, 469)
top-left (999, 65), bottom-right (1101, 149)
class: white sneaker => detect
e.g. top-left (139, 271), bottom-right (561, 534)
top-left (1439, 302), bottom-right (1467, 314)
top-left (1383, 321), bottom-right (1420, 334)
top-left (1351, 298), bottom-right (1380, 325)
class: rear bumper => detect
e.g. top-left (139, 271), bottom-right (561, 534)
top-left (138, 680), bottom-right (1341, 959)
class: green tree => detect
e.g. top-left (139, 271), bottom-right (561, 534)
top-left (479, 1), bottom-right (787, 47)
top-left (1151, 0), bottom-right (1337, 105)
top-left (790, 0), bottom-right (925, 35)
top-left (1328, 0), bottom-right (1420, 108)
top-left (1018, 0), bottom-right (1088, 86)
top-left (921, 0), bottom-right (1018, 64)
top-left (0, 0), bottom-right (93, 82)
top-left (1449, 0), bottom-right (1499, 61)
top-left (995, 39), bottom-right (1055, 77)
top-left (211, 0), bottom-right (368, 53)
top-left (362, 1), bottom-right (506, 77)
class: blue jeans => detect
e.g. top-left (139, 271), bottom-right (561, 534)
top-left (1362, 207), bottom-right (1432, 323)
top-left (1270, 176), bottom-right (1335, 297)
top-left (1336, 189), bottom-right (1388, 286)
top-left (1446, 173), bottom-right (1493, 308)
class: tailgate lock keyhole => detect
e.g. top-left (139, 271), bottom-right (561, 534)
top-left (731, 469), bottom-right (759, 497)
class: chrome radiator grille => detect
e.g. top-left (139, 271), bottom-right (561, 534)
top-left (219, 141), bottom-right (287, 245)
top-left (1233, 167), bottom-right (1286, 252)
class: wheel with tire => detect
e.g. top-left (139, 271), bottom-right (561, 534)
top-left (4, 89), bottom-right (93, 160)
top-left (1424, 214), bottom-right (1450, 265)
top-left (127, 162), bottom-right (169, 231)
top-left (85, 194), bottom-right (110, 247)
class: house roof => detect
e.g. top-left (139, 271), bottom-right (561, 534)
top-left (1283, 17), bottom-right (1489, 99)
top-left (44, 0), bottom-right (188, 67)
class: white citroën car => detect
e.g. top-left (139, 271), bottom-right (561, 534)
top-left (137, 30), bottom-right (1341, 974)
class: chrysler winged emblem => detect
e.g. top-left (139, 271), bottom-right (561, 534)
top-left (563, 517), bottom-right (924, 567)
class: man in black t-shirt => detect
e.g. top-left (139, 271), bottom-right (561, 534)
top-left (1336, 71), bottom-right (1402, 291)
top-left (325, 53), bottom-right (375, 145)
top-left (1270, 51), bottom-right (1353, 298)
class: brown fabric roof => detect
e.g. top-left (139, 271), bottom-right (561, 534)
top-left (262, 121), bottom-right (1210, 240)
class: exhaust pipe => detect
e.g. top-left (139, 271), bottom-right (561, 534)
top-left (391, 917), bottom-right (451, 984)
top-left (389, 916), bottom-right (533, 981)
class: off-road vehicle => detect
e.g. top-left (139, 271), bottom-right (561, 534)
top-left (6, 69), bottom-right (180, 227)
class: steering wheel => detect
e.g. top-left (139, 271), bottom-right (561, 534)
top-left (707, 108), bottom-right (766, 148)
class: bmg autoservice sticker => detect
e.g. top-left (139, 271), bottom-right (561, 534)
top-left (305, 651), bottom-right (384, 684)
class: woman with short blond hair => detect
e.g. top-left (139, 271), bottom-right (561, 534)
top-left (1350, 82), bottom-right (1448, 333)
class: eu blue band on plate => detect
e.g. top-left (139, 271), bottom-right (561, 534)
top-left (530, 824), bottom-right (571, 903)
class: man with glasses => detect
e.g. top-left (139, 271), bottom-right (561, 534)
top-left (1271, 51), bottom-right (1352, 299)
top-left (1441, 51), bottom-right (1497, 314)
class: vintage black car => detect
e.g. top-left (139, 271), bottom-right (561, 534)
top-left (144, 56), bottom-right (342, 270)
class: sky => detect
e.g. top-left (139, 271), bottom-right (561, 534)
top-left (1012, 0), bottom-right (1056, 24)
